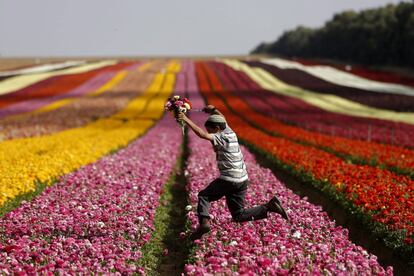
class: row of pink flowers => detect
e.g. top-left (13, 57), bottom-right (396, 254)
top-left (0, 114), bottom-right (182, 274)
top-left (183, 87), bottom-right (392, 275)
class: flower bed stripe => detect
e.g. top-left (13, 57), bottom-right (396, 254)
top-left (223, 59), bottom-right (414, 125)
top-left (184, 70), bottom-right (391, 275)
top-left (0, 60), bottom-right (118, 96)
top-left (32, 71), bottom-right (127, 114)
top-left (263, 58), bottom-right (414, 96)
top-left (0, 62), bottom-right (133, 110)
top-left (0, 71), bottom-right (117, 119)
top-left (0, 67), bottom-right (127, 120)
top-left (0, 113), bottom-right (182, 274)
top-left (0, 62), bottom-right (164, 141)
top-left (209, 61), bottom-right (414, 177)
top-left (0, 61), bottom-right (86, 77)
top-left (0, 61), bottom-right (180, 206)
top-left (0, 62), bottom-right (39, 72)
top-left (0, 62), bottom-right (143, 119)
top-left (246, 60), bottom-right (414, 112)
top-left (295, 58), bottom-right (414, 88)
top-left (196, 61), bottom-right (414, 250)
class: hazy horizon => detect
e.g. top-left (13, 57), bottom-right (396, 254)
top-left (0, 0), bottom-right (408, 57)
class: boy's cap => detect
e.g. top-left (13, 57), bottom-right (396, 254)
top-left (206, 114), bottom-right (226, 123)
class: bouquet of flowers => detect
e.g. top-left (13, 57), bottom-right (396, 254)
top-left (164, 95), bottom-right (192, 135)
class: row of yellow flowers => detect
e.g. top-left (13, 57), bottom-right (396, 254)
top-left (0, 61), bottom-right (180, 206)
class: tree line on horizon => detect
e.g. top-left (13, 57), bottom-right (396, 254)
top-left (251, 2), bottom-right (414, 68)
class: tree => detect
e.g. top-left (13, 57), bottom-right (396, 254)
top-left (251, 2), bottom-right (414, 68)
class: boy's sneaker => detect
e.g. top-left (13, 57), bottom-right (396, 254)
top-left (265, 196), bottom-right (289, 221)
top-left (190, 218), bottom-right (210, 241)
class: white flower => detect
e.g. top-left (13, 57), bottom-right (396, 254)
top-left (132, 186), bottom-right (138, 190)
top-left (185, 205), bottom-right (192, 211)
top-left (229, 241), bottom-right (238, 246)
top-left (84, 239), bottom-right (92, 248)
top-left (97, 222), bottom-right (105, 228)
top-left (337, 263), bottom-right (346, 271)
top-left (137, 216), bottom-right (145, 222)
top-left (292, 231), bottom-right (301, 239)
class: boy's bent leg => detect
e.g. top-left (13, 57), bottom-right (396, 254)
top-left (231, 203), bottom-right (268, 222)
top-left (226, 182), bottom-right (268, 222)
top-left (265, 196), bottom-right (289, 221)
top-left (197, 178), bottom-right (226, 221)
top-left (191, 179), bottom-right (226, 241)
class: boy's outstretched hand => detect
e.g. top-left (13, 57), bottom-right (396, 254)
top-left (176, 111), bottom-right (187, 123)
top-left (176, 110), bottom-right (213, 141)
top-left (202, 105), bottom-right (216, 114)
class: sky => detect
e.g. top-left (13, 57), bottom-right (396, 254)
top-left (0, 0), bottom-right (408, 57)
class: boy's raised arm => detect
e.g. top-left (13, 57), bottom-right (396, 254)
top-left (203, 105), bottom-right (225, 120)
top-left (177, 112), bottom-right (213, 141)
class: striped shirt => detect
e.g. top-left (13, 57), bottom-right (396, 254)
top-left (211, 126), bottom-right (248, 183)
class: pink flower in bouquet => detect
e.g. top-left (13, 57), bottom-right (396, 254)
top-left (164, 101), bottom-right (172, 110)
top-left (164, 95), bottom-right (193, 134)
top-left (164, 95), bottom-right (192, 113)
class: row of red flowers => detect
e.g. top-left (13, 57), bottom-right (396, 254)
top-left (195, 62), bottom-right (414, 246)
top-left (209, 61), bottom-right (414, 176)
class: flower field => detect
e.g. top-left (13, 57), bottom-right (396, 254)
top-left (245, 60), bottom-right (414, 112)
top-left (224, 59), bottom-right (414, 148)
top-left (184, 82), bottom-right (391, 275)
top-left (0, 57), bottom-right (413, 274)
top-left (195, 61), bottom-right (414, 245)
top-left (208, 61), bottom-right (414, 176)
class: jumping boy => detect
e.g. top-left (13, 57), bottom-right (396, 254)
top-left (177, 105), bottom-right (289, 240)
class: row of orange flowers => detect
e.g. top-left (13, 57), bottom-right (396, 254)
top-left (195, 61), bottom-right (414, 246)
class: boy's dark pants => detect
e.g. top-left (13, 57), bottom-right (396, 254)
top-left (197, 178), bottom-right (268, 223)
